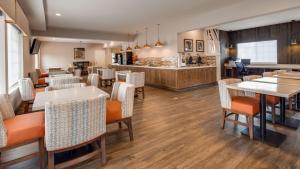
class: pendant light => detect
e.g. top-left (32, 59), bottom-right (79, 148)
top-left (154, 24), bottom-right (163, 47)
top-left (290, 20), bottom-right (297, 45)
top-left (126, 34), bottom-right (132, 51)
top-left (144, 27), bottom-right (151, 48)
top-left (134, 31), bottom-right (141, 50)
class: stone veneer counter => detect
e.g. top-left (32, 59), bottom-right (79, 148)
top-left (111, 64), bottom-right (217, 90)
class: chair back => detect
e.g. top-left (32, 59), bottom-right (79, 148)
top-left (49, 76), bottom-right (80, 86)
top-left (111, 82), bottom-right (135, 118)
top-left (0, 113), bottom-right (7, 148)
top-left (87, 74), bottom-right (99, 87)
top-left (218, 78), bottom-right (243, 109)
top-left (45, 96), bottom-right (106, 151)
top-left (18, 78), bottom-right (34, 101)
top-left (28, 71), bottom-right (39, 84)
top-left (36, 69), bottom-right (42, 77)
top-left (99, 69), bottom-right (114, 80)
top-left (126, 72), bottom-right (145, 88)
top-left (242, 75), bottom-right (262, 97)
top-left (0, 94), bottom-right (15, 120)
top-left (74, 69), bottom-right (82, 77)
top-left (45, 83), bottom-right (86, 91)
top-left (274, 70), bottom-right (287, 75)
top-left (115, 70), bottom-right (131, 82)
top-left (262, 72), bottom-right (275, 77)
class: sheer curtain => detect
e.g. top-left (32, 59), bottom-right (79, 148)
top-left (7, 24), bottom-right (23, 89)
top-left (237, 40), bottom-right (277, 64)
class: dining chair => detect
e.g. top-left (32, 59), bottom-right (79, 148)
top-left (126, 72), bottom-right (145, 99)
top-left (243, 75), bottom-right (279, 124)
top-left (45, 96), bottom-right (107, 169)
top-left (107, 82), bottom-right (135, 141)
top-left (87, 73), bottom-right (100, 87)
top-left (115, 70), bottom-right (131, 82)
top-left (262, 72), bottom-right (275, 77)
top-left (49, 76), bottom-right (80, 86)
top-left (36, 68), bottom-right (49, 78)
top-left (28, 71), bottom-right (48, 88)
top-left (218, 79), bottom-right (260, 140)
top-left (18, 78), bottom-right (35, 113)
top-left (74, 69), bottom-right (82, 77)
top-left (98, 69), bottom-right (115, 87)
top-left (45, 83), bottom-right (86, 91)
top-left (0, 94), bottom-right (45, 169)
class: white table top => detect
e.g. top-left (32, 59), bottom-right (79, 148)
top-left (253, 77), bottom-right (300, 86)
top-left (226, 81), bottom-right (300, 98)
top-left (45, 74), bottom-right (74, 83)
top-left (274, 72), bottom-right (300, 80)
top-left (32, 86), bottom-right (110, 111)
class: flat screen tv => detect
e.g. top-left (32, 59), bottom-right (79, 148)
top-left (30, 39), bottom-right (41, 54)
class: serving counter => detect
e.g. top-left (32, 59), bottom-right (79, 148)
top-left (111, 65), bottom-right (217, 90)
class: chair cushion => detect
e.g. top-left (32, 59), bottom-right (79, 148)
top-left (35, 87), bottom-right (45, 93)
top-left (4, 111), bottom-right (44, 147)
top-left (231, 96), bottom-right (260, 115)
top-left (255, 94), bottom-right (280, 105)
top-left (106, 100), bottom-right (122, 123)
top-left (37, 78), bottom-right (46, 85)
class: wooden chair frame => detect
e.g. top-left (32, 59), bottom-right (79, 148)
top-left (107, 117), bottom-right (133, 141)
top-left (0, 138), bottom-right (45, 169)
top-left (47, 135), bottom-right (106, 169)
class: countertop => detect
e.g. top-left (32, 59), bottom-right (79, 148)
top-left (111, 64), bottom-right (216, 70)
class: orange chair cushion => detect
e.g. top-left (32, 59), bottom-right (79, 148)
top-left (4, 112), bottom-right (45, 147)
top-left (231, 96), bottom-right (260, 115)
top-left (255, 94), bottom-right (279, 105)
top-left (106, 100), bottom-right (122, 123)
top-left (40, 73), bottom-right (49, 78)
top-left (37, 78), bottom-right (46, 85)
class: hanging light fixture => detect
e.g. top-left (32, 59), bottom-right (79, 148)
top-left (126, 34), bottom-right (132, 51)
top-left (155, 24), bottom-right (163, 47)
top-left (144, 27), bottom-right (151, 48)
top-left (290, 20), bottom-right (297, 45)
top-left (134, 31), bottom-right (141, 50)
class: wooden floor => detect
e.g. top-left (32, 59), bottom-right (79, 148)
top-left (5, 85), bottom-right (300, 169)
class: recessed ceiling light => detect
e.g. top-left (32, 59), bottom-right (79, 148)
top-left (55, 13), bottom-right (62, 16)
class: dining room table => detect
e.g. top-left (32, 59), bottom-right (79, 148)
top-left (274, 72), bottom-right (300, 80)
top-left (252, 77), bottom-right (300, 128)
top-left (226, 81), bottom-right (300, 147)
top-left (32, 86), bottom-right (110, 111)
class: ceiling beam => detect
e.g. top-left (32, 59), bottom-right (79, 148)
top-left (31, 27), bottom-right (135, 42)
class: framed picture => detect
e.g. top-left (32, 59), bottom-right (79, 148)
top-left (184, 39), bottom-right (193, 52)
top-left (74, 48), bottom-right (85, 60)
top-left (196, 40), bottom-right (204, 52)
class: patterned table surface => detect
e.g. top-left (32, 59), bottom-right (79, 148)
top-left (32, 86), bottom-right (110, 111)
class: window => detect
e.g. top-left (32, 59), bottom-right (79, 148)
top-left (237, 40), bottom-right (277, 64)
top-left (7, 24), bottom-right (23, 89)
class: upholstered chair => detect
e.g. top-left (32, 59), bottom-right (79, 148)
top-left (74, 69), bottom-right (82, 77)
top-left (107, 82), bottom-right (135, 141)
top-left (87, 73), bottom-right (100, 87)
top-left (0, 94), bottom-right (45, 168)
top-left (36, 68), bottom-right (49, 78)
top-left (262, 72), bottom-right (275, 77)
top-left (45, 96), bottom-right (107, 168)
top-left (242, 75), bottom-right (279, 124)
top-left (115, 70), bottom-right (131, 82)
top-left (273, 69), bottom-right (287, 74)
top-left (126, 72), bottom-right (145, 99)
top-left (28, 71), bottom-right (47, 87)
top-left (18, 78), bottom-right (35, 113)
top-left (45, 83), bottom-right (86, 92)
top-left (49, 76), bottom-right (80, 86)
top-left (98, 69), bottom-right (115, 87)
top-left (218, 79), bottom-right (260, 140)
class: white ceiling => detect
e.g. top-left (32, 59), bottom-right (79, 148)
top-left (216, 7), bottom-right (300, 31)
top-left (34, 0), bottom-right (242, 33)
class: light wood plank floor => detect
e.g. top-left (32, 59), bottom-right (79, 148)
top-left (5, 85), bottom-right (300, 169)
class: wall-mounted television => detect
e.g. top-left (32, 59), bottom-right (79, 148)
top-left (30, 39), bottom-right (41, 54)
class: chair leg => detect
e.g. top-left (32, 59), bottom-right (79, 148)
top-left (248, 116), bottom-right (254, 140)
top-left (234, 114), bottom-right (239, 126)
top-left (118, 122), bottom-right (122, 129)
top-left (24, 101), bottom-right (29, 113)
top-left (142, 87), bottom-right (145, 99)
top-left (100, 135), bottom-right (106, 165)
top-left (39, 138), bottom-right (45, 169)
top-left (271, 105), bottom-right (276, 124)
top-left (48, 151), bottom-right (55, 169)
top-left (126, 118), bottom-right (134, 141)
top-left (221, 109), bottom-right (226, 129)
top-left (289, 98), bottom-right (293, 110)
